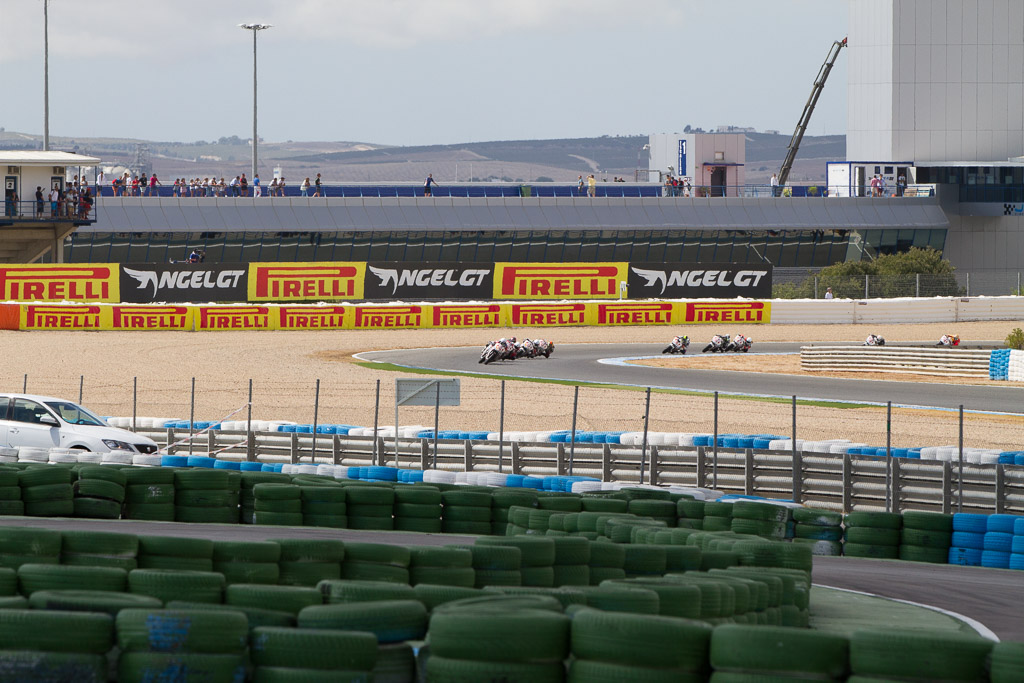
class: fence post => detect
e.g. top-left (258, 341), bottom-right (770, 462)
top-left (864, 274), bottom-right (869, 299)
top-left (966, 272), bottom-right (970, 297)
top-left (556, 443), bottom-right (566, 476)
top-left (247, 429), bottom-right (256, 463)
top-left (464, 440), bottom-right (473, 472)
top-left (189, 377), bottom-right (196, 456)
top-left (207, 429), bottom-right (215, 455)
top-left (78, 375), bottom-right (83, 404)
top-left (639, 387), bottom-right (652, 483)
top-left (995, 465), bottom-right (1005, 514)
top-left (333, 434), bottom-right (341, 466)
top-left (165, 427), bottom-right (174, 454)
top-left (569, 386), bottom-right (579, 477)
top-left (916, 273), bottom-right (920, 298)
top-left (891, 456), bottom-right (902, 513)
top-left (791, 451), bottom-right (803, 504)
top-left (420, 438), bottom-right (429, 471)
top-left (885, 401), bottom-right (892, 513)
top-left (791, 394), bottom-right (797, 463)
top-left (376, 437), bottom-right (386, 466)
top-left (649, 446), bottom-right (659, 487)
top-left (958, 405), bottom-right (964, 513)
top-left (941, 461), bottom-right (952, 514)
top-left (602, 443), bottom-right (612, 482)
top-left (433, 383), bottom-right (440, 469)
top-left (696, 446), bottom-right (707, 488)
top-left (312, 379), bottom-right (320, 464)
top-left (290, 433), bottom-right (299, 465)
top-left (744, 448), bottom-right (755, 495)
top-left (842, 453), bottom-right (853, 513)
top-left (512, 442), bottom-right (522, 475)
top-left (498, 381), bottom-right (505, 473)
top-left (22, 374), bottom-right (27, 393)
top-left (712, 392), bottom-right (719, 489)
top-left (132, 377), bottom-right (138, 432)
top-left (814, 276), bottom-right (818, 299)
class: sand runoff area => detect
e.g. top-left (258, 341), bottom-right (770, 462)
top-left (0, 320), bottom-right (1021, 451)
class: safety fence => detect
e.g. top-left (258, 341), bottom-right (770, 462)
top-left (799, 346), bottom-right (992, 377)
top-left (773, 271), bottom-right (1024, 298)
top-left (137, 427), bottom-right (1024, 516)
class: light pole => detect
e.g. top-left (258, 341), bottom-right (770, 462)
top-left (239, 23), bottom-right (271, 184)
top-left (43, 0), bottom-right (49, 151)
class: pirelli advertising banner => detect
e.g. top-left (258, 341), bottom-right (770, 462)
top-left (493, 263), bottom-right (628, 299)
top-left (0, 265), bottom-right (120, 302)
top-left (248, 262), bottom-right (366, 302)
top-left (4, 300), bottom-right (771, 331)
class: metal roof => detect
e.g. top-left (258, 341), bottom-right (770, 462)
top-left (84, 195), bottom-right (949, 234)
top-left (0, 151), bottom-right (101, 165)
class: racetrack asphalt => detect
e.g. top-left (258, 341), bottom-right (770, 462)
top-left (360, 342), bottom-right (1024, 414)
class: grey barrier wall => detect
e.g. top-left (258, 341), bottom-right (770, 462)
top-left (141, 428), bottom-right (1024, 516)
top-left (800, 346), bottom-right (992, 377)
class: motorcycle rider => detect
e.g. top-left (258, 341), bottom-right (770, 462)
top-left (864, 334), bottom-right (885, 346)
top-left (937, 334), bottom-right (960, 347)
top-left (519, 338), bottom-right (536, 357)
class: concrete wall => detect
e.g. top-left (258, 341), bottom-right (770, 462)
top-left (848, 0), bottom-right (1024, 163)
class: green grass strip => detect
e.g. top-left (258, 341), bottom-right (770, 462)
top-left (354, 361), bottom-right (872, 409)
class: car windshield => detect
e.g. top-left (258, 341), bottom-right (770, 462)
top-left (44, 401), bottom-right (106, 426)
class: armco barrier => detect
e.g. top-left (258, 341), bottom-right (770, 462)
top-left (800, 345), bottom-right (992, 378)
top-left (137, 427), bottom-right (1024, 515)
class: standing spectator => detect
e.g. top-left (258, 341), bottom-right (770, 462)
top-left (424, 173), bottom-right (438, 197)
top-left (577, 175), bottom-right (585, 195)
top-left (878, 174), bottom-right (887, 197)
top-left (147, 173), bottom-right (160, 197)
top-left (587, 174), bottom-right (596, 197)
top-left (269, 176), bottom-right (279, 197)
top-left (130, 175), bottom-right (140, 197)
top-left (172, 178), bottom-right (180, 197)
top-left (313, 173), bottom-right (323, 197)
top-left (300, 177), bottom-right (311, 197)
top-left (277, 177), bottom-right (286, 197)
top-left (34, 186), bottom-right (44, 216)
top-left (869, 174), bottom-right (881, 197)
top-left (770, 172), bottom-right (779, 197)
top-left (96, 170), bottom-right (104, 196)
top-left (824, 287), bottom-right (834, 300)
top-left (49, 185), bottom-right (60, 216)
top-left (896, 173), bottom-right (907, 197)
top-left (229, 176), bottom-right (239, 196)
top-left (239, 173), bottom-right (249, 196)
top-left (253, 173), bottom-right (262, 197)
top-left (79, 186), bottom-right (93, 218)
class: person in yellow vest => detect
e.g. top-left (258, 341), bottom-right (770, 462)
top-left (587, 174), bottom-right (596, 198)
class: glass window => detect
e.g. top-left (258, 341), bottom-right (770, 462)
top-left (45, 401), bottom-right (104, 426)
top-left (10, 399), bottom-right (53, 424)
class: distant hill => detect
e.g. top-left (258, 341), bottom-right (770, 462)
top-left (0, 130), bottom-right (845, 184)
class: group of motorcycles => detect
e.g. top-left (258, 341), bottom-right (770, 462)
top-left (662, 334), bottom-right (753, 354)
top-left (863, 334), bottom-right (961, 346)
top-left (479, 337), bottom-right (554, 364)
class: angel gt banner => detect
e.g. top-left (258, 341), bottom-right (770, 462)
top-left (627, 263), bottom-right (772, 299)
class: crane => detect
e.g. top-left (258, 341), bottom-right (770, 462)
top-left (777, 37), bottom-right (847, 188)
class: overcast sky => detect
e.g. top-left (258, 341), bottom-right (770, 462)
top-left (0, 0), bottom-right (849, 146)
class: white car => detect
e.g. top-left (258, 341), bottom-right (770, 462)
top-left (0, 393), bottom-right (159, 454)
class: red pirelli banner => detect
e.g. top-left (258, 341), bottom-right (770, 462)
top-left (0, 265), bottom-right (120, 302)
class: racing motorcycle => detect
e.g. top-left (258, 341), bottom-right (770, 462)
top-left (534, 339), bottom-right (554, 358)
top-left (937, 334), bottom-right (961, 347)
top-left (702, 334), bottom-right (730, 353)
top-left (663, 335), bottom-right (690, 354)
top-left (479, 341), bottom-right (502, 364)
top-left (727, 334), bottom-right (753, 352)
top-left (864, 334), bottom-right (886, 346)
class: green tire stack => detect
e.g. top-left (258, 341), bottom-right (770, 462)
top-left (442, 490), bottom-right (492, 535)
top-left (449, 543), bottom-right (522, 588)
top-left (122, 467), bottom-right (175, 522)
top-left (393, 485), bottom-right (443, 534)
top-left (569, 607), bottom-right (712, 682)
top-left (408, 546), bottom-right (475, 588)
top-left (137, 535), bottom-right (214, 572)
top-left (213, 540), bottom-right (281, 585)
top-left (478, 536), bottom-right (556, 587)
top-left (116, 608), bottom-right (247, 683)
top-left (677, 498), bottom-right (706, 530)
top-left (0, 467), bottom-right (23, 516)
top-left (701, 501), bottom-right (734, 532)
top-left (899, 511), bottom-right (954, 564)
top-left (506, 505), bottom-right (533, 536)
top-left (250, 627), bottom-right (378, 681)
top-left (551, 536), bottom-right (591, 586)
top-left (341, 542), bottom-right (412, 584)
top-left (127, 568), bottom-right (225, 604)
top-left (791, 507), bottom-right (844, 555)
top-left (60, 530), bottom-right (138, 570)
top-left (843, 511), bottom-right (902, 559)
top-left (298, 599), bottom-right (428, 644)
top-left (300, 483), bottom-right (347, 528)
top-left (0, 609), bottom-right (113, 682)
top-left (730, 501), bottom-right (790, 540)
top-left (345, 485), bottom-right (395, 531)
top-left (173, 469), bottom-right (237, 524)
top-left (273, 538), bottom-right (344, 586)
top-left (848, 628), bottom-right (993, 682)
top-left (0, 526), bottom-right (61, 570)
top-left (622, 545), bottom-right (668, 579)
top-left (628, 498), bottom-right (677, 528)
top-left (491, 488), bottom-right (538, 536)
top-left (588, 541), bottom-right (627, 585)
top-left (226, 583), bottom-right (322, 616)
top-left (252, 483), bottom-right (303, 526)
top-left (18, 466), bottom-right (74, 517)
top-left (239, 471), bottom-right (289, 523)
top-left (710, 624), bottom-right (849, 681)
top-left (69, 466), bottom-right (125, 519)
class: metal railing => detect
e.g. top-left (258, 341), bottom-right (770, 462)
top-left (800, 346), bottom-right (991, 377)
top-left (138, 427), bottom-right (1024, 516)
top-left (0, 199), bottom-right (96, 223)
top-left (773, 271), bottom-right (1024, 298)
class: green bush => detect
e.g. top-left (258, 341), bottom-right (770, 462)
top-left (1007, 328), bottom-right (1024, 350)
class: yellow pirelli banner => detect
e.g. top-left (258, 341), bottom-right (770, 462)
top-left (248, 262), bottom-right (366, 302)
top-left (0, 264), bottom-right (120, 302)
top-left (6, 300), bottom-right (771, 331)
top-left (493, 263), bottom-right (628, 299)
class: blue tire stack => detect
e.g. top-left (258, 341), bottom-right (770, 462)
top-left (988, 349), bottom-right (1011, 380)
top-left (949, 513), bottom-right (986, 566)
top-left (981, 514), bottom-right (1016, 568)
top-left (1011, 518), bottom-right (1024, 570)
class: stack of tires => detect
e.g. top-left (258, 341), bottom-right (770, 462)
top-left (425, 600), bottom-right (569, 682)
top-left (18, 466), bottom-right (74, 518)
top-left (408, 546), bottom-right (475, 588)
top-left (478, 537), bottom-right (556, 587)
top-left (677, 498), bottom-right (705, 529)
top-left (588, 542), bottom-right (627, 585)
top-left (505, 505), bottom-right (532, 536)
top-left (441, 490), bottom-right (492, 535)
top-left (570, 606), bottom-right (711, 680)
top-left (622, 545), bottom-right (668, 579)
top-left (848, 628), bottom-right (993, 682)
top-left (792, 507), bottom-right (844, 556)
top-left (453, 543), bottom-right (521, 588)
top-left (252, 483), bottom-right (303, 526)
top-left (730, 501), bottom-right (790, 541)
top-left (61, 531), bottom-right (138, 571)
top-left (710, 625), bottom-right (848, 681)
top-left (393, 485), bottom-right (443, 533)
top-left (249, 627), bottom-right (377, 681)
top-left (899, 511), bottom-right (953, 564)
top-left (173, 470), bottom-right (237, 525)
top-left (0, 467), bottom-right (23, 516)
top-left (949, 513), bottom-right (987, 566)
top-left (239, 471), bottom-right (288, 524)
top-left (1012, 518), bottom-right (1024, 570)
top-left (627, 498), bottom-right (676, 528)
top-left (982, 514), bottom-right (1017, 569)
top-left (345, 486), bottom-right (395, 531)
top-left (127, 568), bottom-right (225, 604)
top-left (0, 526), bottom-right (60, 571)
top-left (297, 599), bottom-right (428, 650)
top-left (122, 467), bottom-right (174, 522)
top-left (0, 609), bottom-right (114, 681)
top-left (72, 466), bottom-right (126, 520)
top-left (136, 536), bottom-right (214, 572)
top-left (116, 608), bottom-right (248, 681)
top-left (300, 485), bottom-right (347, 528)
top-left (341, 542), bottom-right (411, 584)
top-left (702, 501), bottom-right (733, 531)
top-left (551, 537), bottom-right (590, 587)
top-left (225, 584), bottom-right (321, 616)
top-left (842, 511), bottom-right (902, 559)
top-left (273, 538), bottom-right (344, 586)
top-left (492, 489), bottom-right (537, 536)
top-left (213, 540), bottom-right (281, 585)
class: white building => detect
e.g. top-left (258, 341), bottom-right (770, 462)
top-left (647, 133), bottom-right (746, 196)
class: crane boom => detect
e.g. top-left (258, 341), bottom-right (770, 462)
top-left (777, 37), bottom-right (847, 187)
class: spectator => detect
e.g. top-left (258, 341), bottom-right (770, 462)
top-left (424, 173), bottom-right (438, 197)
top-left (230, 176), bottom-right (240, 196)
top-left (577, 175), bottom-right (585, 195)
top-left (896, 173), bottom-right (907, 197)
top-left (147, 173), bottom-right (160, 197)
top-left (770, 172), bottom-right (779, 197)
top-left (253, 173), bottom-right (262, 198)
top-left (824, 287), bottom-right (834, 300)
top-left (587, 174), bottom-right (596, 197)
top-left (277, 177), bottom-right (286, 197)
top-left (239, 173), bottom-right (248, 196)
top-left (35, 186), bottom-right (44, 216)
top-left (300, 177), bottom-right (311, 197)
top-left (49, 185), bottom-right (60, 216)
top-left (313, 173), bottom-right (323, 197)
top-left (869, 174), bottom-right (881, 197)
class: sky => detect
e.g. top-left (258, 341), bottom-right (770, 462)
top-left (0, 0), bottom-right (849, 146)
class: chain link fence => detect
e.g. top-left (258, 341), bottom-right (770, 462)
top-left (773, 269), bottom-right (1024, 298)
